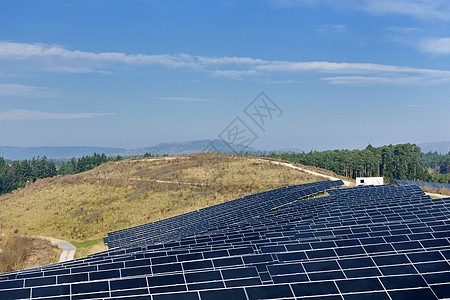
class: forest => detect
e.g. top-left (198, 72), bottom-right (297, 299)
top-left (263, 143), bottom-right (449, 184)
top-left (419, 151), bottom-right (449, 175)
top-left (1, 144), bottom-right (448, 195)
top-left (0, 153), bottom-right (123, 195)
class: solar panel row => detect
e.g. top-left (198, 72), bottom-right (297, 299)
top-left (1, 180), bottom-right (449, 300)
top-left (104, 180), bottom-right (343, 248)
top-left (396, 179), bottom-right (450, 191)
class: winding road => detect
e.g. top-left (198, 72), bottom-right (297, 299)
top-left (33, 236), bottom-right (76, 262)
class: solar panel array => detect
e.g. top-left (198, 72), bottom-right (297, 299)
top-left (396, 179), bottom-right (450, 191)
top-left (1, 180), bottom-right (450, 300)
top-left (104, 180), bottom-right (343, 248)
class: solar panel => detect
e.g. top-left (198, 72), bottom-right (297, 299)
top-left (1, 180), bottom-right (450, 299)
top-left (396, 179), bottom-right (450, 191)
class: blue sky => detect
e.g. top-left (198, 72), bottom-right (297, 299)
top-left (1, 0), bottom-right (449, 151)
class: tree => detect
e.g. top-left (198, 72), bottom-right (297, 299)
top-left (263, 143), bottom-right (447, 184)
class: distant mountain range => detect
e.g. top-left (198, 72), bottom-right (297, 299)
top-left (271, 147), bottom-right (305, 153)
top-left (418, 141), bottom-right (450, 154)
top-left (0, 140), bottom-right (261, 160)
top-left (0, 146), bottom-right (126, 161)
top-left (118, 139), bottom-right (261, 157)
top-left (1, 140), bottom-right (446, 160)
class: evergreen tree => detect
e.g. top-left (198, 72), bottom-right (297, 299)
top-left (264, 143), bottom-right (447, 184)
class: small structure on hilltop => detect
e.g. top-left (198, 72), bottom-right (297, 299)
top-left (356, 176), bottom-right (384, 186)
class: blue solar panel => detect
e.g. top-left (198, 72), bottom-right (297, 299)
top-left (1, 180), bottom-right (450, 299)
top-left (396, 179), bottom-right (450, 191)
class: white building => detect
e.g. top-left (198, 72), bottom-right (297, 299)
top-left (356, 177), bottom-right (384, 186)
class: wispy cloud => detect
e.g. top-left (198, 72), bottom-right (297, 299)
top-left (362, 0), bottom-right (450, 21)
top-left (386, 26), bottom-right (421, 34)
top-left (2, 41), bottom-right (450, 85)
top-left (420, 37), bottom-right (450, 54)
top-left (210, 69), bottom-right (261, 79)
top-left (160, 97), bottom-right (216, 102)
top-left (256, 61), bottom-right (450, 85)
top-left (317, 24), bottom-right (347, 35)
top-left (0, 42), bottom-right (201, 73)
top-left (383, 27), bottom-right (450, 57)
top-left (268, 0), bottom-right (450, 21)
top-left (0, 83), bottom-right (60, 98)
top-left (383, 26), bottom-right (423, 48)
top-left (321, 75), bottom-right (450, 85)
top-left (0, 110), bottom-right (115, 121)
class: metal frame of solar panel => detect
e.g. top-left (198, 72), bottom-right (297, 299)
top-left (1, 180), bottom-right (449, 300)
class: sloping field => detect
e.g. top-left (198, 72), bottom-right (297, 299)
top-left (0, 153), bottom-right (329, 257)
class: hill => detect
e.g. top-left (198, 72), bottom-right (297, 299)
top-left (119, 139), bottom-right (261, 156)
top-left (0, 153), bottom-right (333, 257)
top-left (0, 146), bottom-right (125, 160)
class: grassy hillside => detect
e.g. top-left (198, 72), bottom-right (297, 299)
top-left (0, 234), bottom-right (60, 272)
top-left (0, 153), bottom-right (330, 257)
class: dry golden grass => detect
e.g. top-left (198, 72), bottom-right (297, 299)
top-left (421, 186), bottom-right (450, 197)
top-left (0, 234), bottom-right (59, 272)
top-left (0, 153), bottom-right (338, 258)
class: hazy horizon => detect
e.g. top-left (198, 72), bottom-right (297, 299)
top-left (0, 139), bottom-right (448, 154)
top-left (1, 1), bottom-right (449, 151)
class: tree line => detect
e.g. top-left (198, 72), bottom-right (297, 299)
top-left (419, 151), bottom-right (449, 175)
top-left (0, 153), bottom-right (123, 195)
top-left (58, 153), bottom-right (123, 175)
top-left (261, 143), bottom-right (449, 184)
top-left (1, 145), bottom-right (448, 195)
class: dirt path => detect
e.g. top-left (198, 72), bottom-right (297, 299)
top-left (252, 158), bottom-right (354, 186)
top-left (31, 236), bottom-right (76, 262)
top-left (253, 158), bottom-right (450, 198)
top-left (107, 157), bottom-right (354, 187)
top-left (117, 157), bottom-right (183, 163)
top-left (99, 176), bottom-right (206, 186)
top-left (116, 156), bottom-right (448, 199)
top-left (425, 192), bottom-right (449, 198)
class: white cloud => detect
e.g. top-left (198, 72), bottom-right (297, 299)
top-left (321, 76), bottom-right (450, 85)
top-left (210, 69), bottom-right (262, 78)
top-left (160, 97), bottom-right (215, 102)
top-left (317, 24), bottom-right (347, 35)
top-left (2, 41), bottom-right (450, 85)
top-left (386, 26), bottom-right (421, 34)
top-left (0, 110), bottom-right (115, 121)
top-left (420, 37), bottom-right (450, 54)
top-left (362, 0), bottom-right (450, 21)
top-left (256, 60), bottom-right (445, 76)
top-left (268, 0), bottom-right (450, 21)
top-left (0, 42), bottom-right (201, 73)
top-left (197, 56), bottom-right (265, 66)
top-left (0, 83), bottom-right (60, 98)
